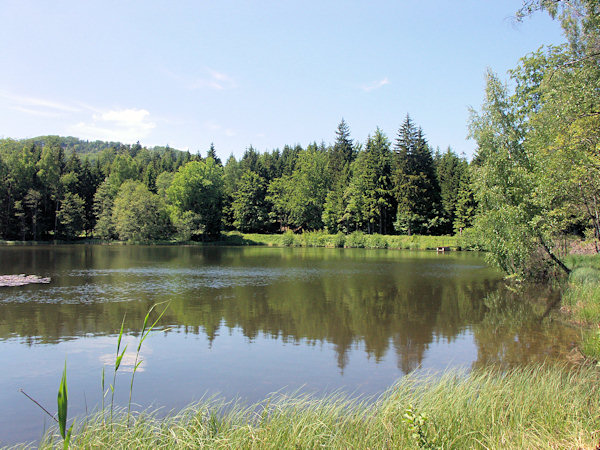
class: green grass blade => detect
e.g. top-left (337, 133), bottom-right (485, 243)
top-left (116, 314), bottom-right (126, 355)
top-left (63, 422), bottom-right (73, 450)
top-left (115, 345), bottom-right (128, 372)
top-left (57, 361), bottom-right (68, 440)
top-left (138, 302), bottom-right (170, 350)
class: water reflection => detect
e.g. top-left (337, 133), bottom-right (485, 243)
top-left (0, 245), bottom-right (576, 372)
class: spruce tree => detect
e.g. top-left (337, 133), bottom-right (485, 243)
top-left (393, 115), bottom-right (442, 235)
top-left (345, 129), bottom-right (394, 234)
top-left (207, 143), bottom-right (222, 166)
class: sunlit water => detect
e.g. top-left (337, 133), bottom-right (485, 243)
top-left (0, 245), bottom-right (577, 445)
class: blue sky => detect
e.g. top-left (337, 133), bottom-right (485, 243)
top-left (0, 1), bottom-right (564, 160)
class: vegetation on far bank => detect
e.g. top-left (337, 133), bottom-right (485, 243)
top-left (0, 230), bottom-right (465, 251)
top-left (34, 365), bottom-right (600, 449)
top-left (211, 231), bottom-right (463, 251)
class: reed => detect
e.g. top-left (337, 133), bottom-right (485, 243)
top-left (35, 364), bottom-right (600, 449)
top-left (127, 302), bottom-right (170, 425)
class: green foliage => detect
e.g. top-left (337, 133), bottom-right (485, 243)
top-left (468, 4), bottom-right (600, 278)
top-left (345, 231), bottom-right (366, 248)
top-left (435, 147), bottom-right (468, 234)
top-left (112, 180), bottom-right (171, 241)
top-left (57, 192), bottom-right (85, 239)
top-left (394, 116), bottom-right (442, 235)
top-left (469, 71), bottom-right (560, 278)
top-left (232, 170), bottom-right (270, 232)
top-left (345, 129), bottom-right (394, 234)
top-left (322, 176), bottom-right (348, 233)
top-left (581, 329), bottom-right (600, 361)
top-left (93, 179), bottom-right (119, 240)
top-left (402, 404), bottom-right (439, 449)
top-left (57, 361), bottom-right (73, 449)
top-left (267, 145), bottom-right (330, 231)
top-left (452, 171), bottom-right (477, 234)
top-left (167, 160), bottom-right (224, 237)
top-left (0, 121), bottom-right (472, 241)
top-left (281, 230), bottom-right (295, 246)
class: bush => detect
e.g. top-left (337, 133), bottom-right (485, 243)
top-left (282, 230), bottom-right (295, 246)
top-left (345, 231), bottom-right (366, 248)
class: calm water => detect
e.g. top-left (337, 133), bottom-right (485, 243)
top-left (0, 245), bottom-right (577, 445)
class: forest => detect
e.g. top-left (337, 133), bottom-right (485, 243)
top-left (0, 117), bottom-right (475, 241)
top-left (0, 0), bottom-right (598, 281)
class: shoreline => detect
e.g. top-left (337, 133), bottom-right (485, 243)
top-left (0, 231), bottom-right (465, 252)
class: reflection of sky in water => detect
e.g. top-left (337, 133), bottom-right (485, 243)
top-left (0, 325), bottom-right (477, 445)
top-left (0, 246), bottom-right (573, 445)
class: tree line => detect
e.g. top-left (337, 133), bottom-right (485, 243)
top-left (0, 116), bottom-right (476, 242)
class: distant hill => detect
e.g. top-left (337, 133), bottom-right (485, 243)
top-left (1, 135), bottom-right (187, 158)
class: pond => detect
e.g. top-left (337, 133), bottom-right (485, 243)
top-left (0, 245), bottom-right (577, 445)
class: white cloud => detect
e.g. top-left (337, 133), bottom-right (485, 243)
top-left (70, 108), bottom-right (156, 143)
top-left (190, 70), bottom-right (237, 90)
top-left (0, 90), bottom-right (81, 115)
top-left (13, 106), bottom-right (64, 118)
top-left (204, 120), bottom-right (221, 131)
top-left (361, 77), bottom-right (390, 92)
top-left (203, 120), bottom-right (236, 137)
top-left (163, 67), bottom-right (237, 91)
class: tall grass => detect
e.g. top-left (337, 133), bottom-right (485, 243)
top-left (222, 231), bottom-right (463, 251)
top-left (563, 254), bottom-right (600, 360)
top-left (37, 365), bottom-right (600, 449)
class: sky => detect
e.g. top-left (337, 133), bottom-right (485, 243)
top-left (0, 1), bottom-right (565, 160)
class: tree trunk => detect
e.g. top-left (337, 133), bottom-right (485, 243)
top-left (538, 235), bottom-right (571, 275)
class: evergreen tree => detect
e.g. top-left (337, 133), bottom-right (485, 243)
top-left (435, 148), bottom-right (468, 234)
top-left (345, 129), bottom-right (394, 234)
top-left (453, 169), bottom-right (477, 234)
top-left (207, 143), bottom-right (222, 166)
top-left (329, 119), bottom-right (355, 180)
top-left (393, 116), bottom-right (442, 235)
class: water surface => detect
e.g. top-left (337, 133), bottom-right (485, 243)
top-left (0, 245), bottom-right (577, 445)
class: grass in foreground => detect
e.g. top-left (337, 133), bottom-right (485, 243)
top-left (562, 254), bottom-right (600, 360)
top-left (34, 364), bottom-right (600, 449)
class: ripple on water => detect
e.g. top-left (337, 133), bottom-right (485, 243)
top-left (0, 266), bottom-right (326, 304)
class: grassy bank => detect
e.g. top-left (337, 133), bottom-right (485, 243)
top-left (34, 365), bottom-right (600, 449)
top-left (216, 230), bottom-right (463, 251)
top-left (561, 254), bottom-right (600, 360)
top-left (1, 231), bottom-right (466, 250)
